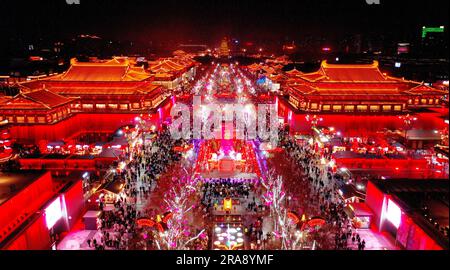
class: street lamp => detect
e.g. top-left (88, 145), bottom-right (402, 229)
top-left (399, 114), bottom-right (417, 145)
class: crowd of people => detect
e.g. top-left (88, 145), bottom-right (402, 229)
top-left (87, 124), bottom-right (370, 250)
top-left (202, 178), bottom-right (254, 202)
top-left (246, 217), bottom-right (267, 249)
top-left (277, 128), bottom-right (367, 250)
top-left (120, 127), bottom-right (182, 202)
top-left (88, 198), bottom-right (136, 250)
top-left (92, 127), bottom-right (185, 250)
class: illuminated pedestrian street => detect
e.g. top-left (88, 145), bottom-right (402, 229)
top-left (0, 0), bottom-right (448, 255)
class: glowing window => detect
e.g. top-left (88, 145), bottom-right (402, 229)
top-left (96, 104), bottom-right (106, 109)
top-left (357, 105), bottom-right (367, 111)
top-left (108, 104), bottom-right (118, 109)
top-left (332, 105), bottom-right (342, 111)
top-left (16, 116), bottom-right (25, 123)
top-left (322, 105), bottom-right (331, 111)
top-left (27, 116), bottom-right (35, 123)
top-left (369, 105), bottom-right (380, 111)
top-left (344, 105), bottom-right (354, 111)
top-left (45, 197), bottom-right (63, 229)
top-left (421, 99), bottom-right (427, 104)
top-left (394, 105), bottom-right (402, 111)
top-left (82, 104), bottom-right (93, 109)
top-left (382, 105), bottom-right (392, 111)
top-left (120, 104), bottom-right (128, 110)
top-left (386, 199), bottom-right (401, 228)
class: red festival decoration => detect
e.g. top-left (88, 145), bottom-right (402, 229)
top-left (287, 212), bottom-right (300, 224)
top-left (136, 211), bottom-right (173, 232)
top-left (301, 217), bottom-right (326, 231)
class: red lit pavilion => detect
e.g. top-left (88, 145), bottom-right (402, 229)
top-left (286, 61), bottom-right (447, 113)
top-left (0, 58), bottom-right (166, 125)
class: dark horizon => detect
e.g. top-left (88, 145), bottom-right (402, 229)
top-left (2, 0), bottom-right (449, 46)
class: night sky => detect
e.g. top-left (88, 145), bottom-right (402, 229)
top-left (1, 0), bottom-right (449, 45)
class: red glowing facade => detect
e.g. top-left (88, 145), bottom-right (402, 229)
top-left (286, 61), bottom-right (447, 113)
top-left (365, 180), bottom-right (448, 250)
top-left (0, 172), bottom-right (84, 250)
top-left (0, 89), bottom-right (76, 125)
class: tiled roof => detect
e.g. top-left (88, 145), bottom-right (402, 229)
top-left (285, 68), bottom-right (303, 77)
top-left (149, 60), bottom-right (185, 73)
top-left (57, 59), bottom-right (151, 82)
top-left (0, 89), bottom-right (74, 110)
top-left (287, 61), bottom-right (446, 98)
top-left (299, 61), bottom-right (390, 82)
top-left (19, 81), bottom-right (161, 96)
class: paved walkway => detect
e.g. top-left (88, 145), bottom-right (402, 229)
top-left (348, 229), bottom-right (399, 250)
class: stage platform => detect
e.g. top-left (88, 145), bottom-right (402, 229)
top-left (194, 139), bottom-right (261, 179)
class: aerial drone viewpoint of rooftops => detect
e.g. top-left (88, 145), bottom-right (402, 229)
top-left (0, 0), bottom-right (448, 264)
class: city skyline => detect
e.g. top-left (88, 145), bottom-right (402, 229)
top-left (2, 0), bottom-right (449, 45)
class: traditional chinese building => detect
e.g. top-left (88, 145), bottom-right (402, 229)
top-left (0, 89), bottom-right (76, 124)
top-left (286, 61), bottom-right (447, 113)
top-left (0, 58), bottom-right (171, 144)
top-left (149, 57), bottom-right (197, 89)
top-left (13, 58), bottom-right (166, 115)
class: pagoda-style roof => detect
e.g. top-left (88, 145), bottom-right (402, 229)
top-left (268, 73), bottom-right (287, 82)
top-left (20, 81), bottom-right (161, 96)
top-left (285, 68), bottom-right (303, 77)
top-left (126, 66), bottom-right (152, 81)
top-left (173, 50), bottom-right (187, 56)
top-left (262, 66), bottom-right (275, 74)
top-left (288, 60), bottom-right (447, 98)
top-left (0, 89), bottom-right (75, 110)
top-left (55, 58), bottom-right (151, 82)
top-left (0, 95), bottom-right (10, 104)
top-left (149, 59), bottom-right (185, 73)
top-left (404, 84), bottom-right (448, 96)
top-left (154, 73), bottom-right (177, 80)
top-left (299, 60), bottom-right (390, 82)
top-left (273, 64), bottom-right (284, 70)
top-left (247, 63), bottom-right (262, 71)
top-left (172, 57), bottom-right (197, 67)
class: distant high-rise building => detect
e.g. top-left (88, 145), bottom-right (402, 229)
top-left (421, 26), bottom-right (447, 57)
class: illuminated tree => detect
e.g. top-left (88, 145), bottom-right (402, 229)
top-left (155, 167), bottom-right (205, 250)
top-left (261, 170), bottom-right (308, 250)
